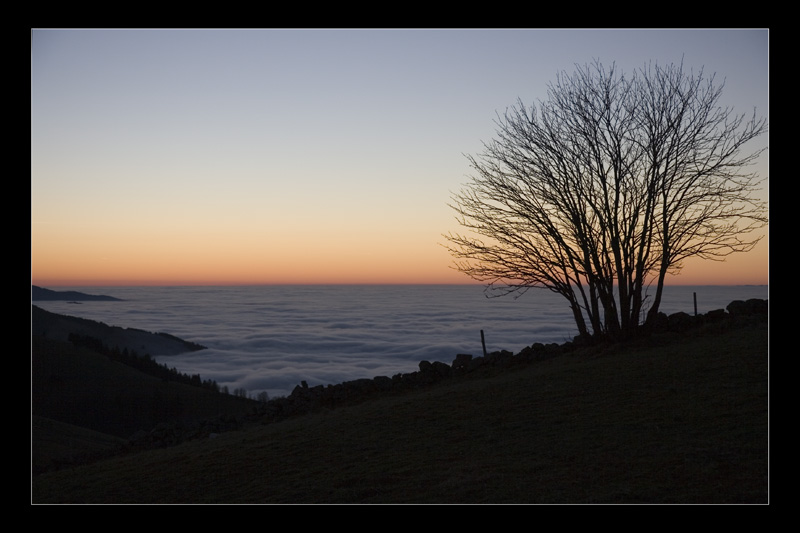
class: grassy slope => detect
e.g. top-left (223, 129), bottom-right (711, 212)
top-left (32, 416), bottom-right (130, 474)
top-left (31, 336), bottom-right (259, 475)
top-left (32, 321), bottom-right (768, 504)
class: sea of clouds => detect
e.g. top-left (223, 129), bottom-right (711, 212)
top-left (33, 284), bottom-right (768, 399)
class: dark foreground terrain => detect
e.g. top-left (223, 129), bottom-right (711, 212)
top-left (31, 307), bottom-right (768, 504)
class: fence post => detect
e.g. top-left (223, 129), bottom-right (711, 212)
top-left (481, 329), bottom-right (487, 357)
top-left (693, 292), bottom-right (697, 316)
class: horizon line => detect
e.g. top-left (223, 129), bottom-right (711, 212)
top-left (31, 281), bottom-right (769, 288)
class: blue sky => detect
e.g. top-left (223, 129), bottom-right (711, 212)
top-left (31, 29), bottom-right (769, 285)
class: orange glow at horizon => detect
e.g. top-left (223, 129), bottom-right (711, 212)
top-left (31, 238), bottom-right (768, 287)
top-left (30, 228), bottom-right (474, 287)
top-left (32, 208), bottom-right (768, 288)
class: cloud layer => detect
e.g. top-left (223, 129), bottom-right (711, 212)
top-left (34, 284), bottom-right (767, 399)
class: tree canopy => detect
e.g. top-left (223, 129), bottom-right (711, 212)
top-left (445, 60), bottom-right (767, 340)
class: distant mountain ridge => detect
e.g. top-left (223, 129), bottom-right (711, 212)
top-left (32, 285), bottom-right (123, 301)
top-left (31, 305), bottom-right (206, 356)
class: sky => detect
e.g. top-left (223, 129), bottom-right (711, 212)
top-left (31, 28), bottom-right (769, 287)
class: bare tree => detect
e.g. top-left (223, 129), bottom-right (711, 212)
top-left (445, 60), bottom-right (767, 340)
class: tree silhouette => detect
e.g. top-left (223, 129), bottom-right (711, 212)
top-left (445, 60), bottom-right (767, 340)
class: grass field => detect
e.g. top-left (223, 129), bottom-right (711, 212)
top-left (31, 317), bottom-right (768, 504)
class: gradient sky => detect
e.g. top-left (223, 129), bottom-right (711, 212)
top-left (31, 28), bottom-right (769, 286)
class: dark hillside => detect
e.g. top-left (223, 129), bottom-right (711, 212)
top-left (31, 336), bottom-right (257, 439)
top-left (32, 305), bottom-right (206, 356)
top-left (32, 285), bottom-right (123, 301)
top-left (32, 416), bottom-right (130, 474)
top-left (31, 307), bottom-right (259, 474)
top-left (32, 317), bottom-right (768, 504)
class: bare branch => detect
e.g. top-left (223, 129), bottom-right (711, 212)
top-left (444, 60), bottom-right (767, 340)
